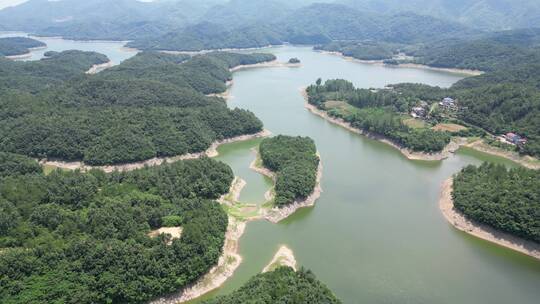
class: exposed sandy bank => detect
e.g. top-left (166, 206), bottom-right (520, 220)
top-left (262, 245), bottom-right (297, 273)
top-left (86, 60), bottom-right (114, 74)
top-left (6, 52), bottom-right (32, 59)
top-left (218, 177), bottom-right (247, 205)
top-left (302, 89), bottom-right (459, 161)
top-left (317, 50), bottom-right (484, 76)
top-left (262, 160), bottom-right (323, 223)
top-left (40, 129), bottom-right (271, 173)
top-left (6, 45), bottom-right (47, 60)
top-left (439, 178), bottom-right (540, 260)
top-left (463, 140), bottom-right (540, 170)
top-left (206, 80), bottom-right (234, 100)
top-left (149, 217), bottom-right (246, 304)
top-left (160, 45), bottom-right (278, 56)
top-left (230, 60), bottom-right (302, 72)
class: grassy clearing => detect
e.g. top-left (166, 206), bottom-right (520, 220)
top-left (432, 123), bottom-right (467, 132)
top-left (402, 117), bottom-right (427, 129)
top-left (323, 100), bottom-right (357, 116)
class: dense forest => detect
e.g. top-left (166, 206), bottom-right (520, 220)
top-left (0, 37), bottom-right (45, 57)
top-left (409, 31), bottom-right (540, 72)
top-left (452, 163), bottom-right (540, 243)
top-left (259, 136), bottom-right (319, 207)
top-left (306, 80), bottom-right (452, 153)
top-left (129, 3), bottom-right (476, 51)
top-left (204, 267), bottom-right (342, 304)
top-left (0, 50), bottom-right (108, 93)
top-left (0, 51), bottom-right (275, 165)
top-left (0, 154), bottom-right (234, 303)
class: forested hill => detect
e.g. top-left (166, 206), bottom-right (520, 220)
top-left (340, 0), bottom-right (540, 31)
top-left (409, 28), bottom-right (540, 72)
top-left (0, 0), bottom-right (223, 41)
top-left (0, 50), bottom-right (108, 93)
top-left (453, 163), bottom-right (540, 243)
top-left (128, 3), bottom-right (477, 51)
top-left (0, 51), bottom-right (275, 165)
top-left (0, 153), bottom-right (234, 303)
top-left (259, 136), bottom-right (319, 207)
top-left (203, 267), bottom-right (342, 304)
top-left (0, 37), bottom-right (45, 57)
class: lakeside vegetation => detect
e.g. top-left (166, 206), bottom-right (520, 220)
top-left (312, 28), bottom-right (540, 159)
top-left (0, 37), bottom-right (45, 57)
top-left (452, 163), bottom-right (540, 243)
top-left (203, 267), bottom-right (341, 304)
top-left (0, 51), bottom-right (275, 165)
top-left (259, 136), bottom-right (319, 207)
top-left (0, 154), bottom-right (233, 303)
top-left (306, 80), bottom-right (452, 153)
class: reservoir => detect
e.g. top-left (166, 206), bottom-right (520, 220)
top-left (0, 31), bottom-right (136, 64)
top-left (210, 46), bottom-right (540, 303)
top-left (4, 36), bottom-right (538, 303)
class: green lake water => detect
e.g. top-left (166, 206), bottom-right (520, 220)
top-left (207, 46), bottom-right (540, 303)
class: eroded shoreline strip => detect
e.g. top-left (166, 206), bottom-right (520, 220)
top-left (40, 129), bottom-right (272, 173)
top-left (439, 178), bottom-right (540, 260)
top-left (249, 147), bottom-right (323, 223)
top-left (302, 89), bottom-right (458, 161)
top-left (302, 88), bottom-right (540, 168)
top-left (317, 50), bottom-right (484, 76)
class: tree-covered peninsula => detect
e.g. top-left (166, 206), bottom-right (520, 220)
top-left (0, 37), bottom-right (45, 57)
top-left (306, 80), bottom-right (452, 153)
top-left (0, 153), bottom-right (233, 303)
top-left (203, 267), bottom-right (341, 304)
top-left (0, 51), bottom-right (276, 165)
top-left (259, 135), bottom-right (319, 207)
top-left (452, 163), bottom-right (540, 243)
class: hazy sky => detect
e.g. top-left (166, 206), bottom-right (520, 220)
top-left (0, 0), bottom-right (27, 9)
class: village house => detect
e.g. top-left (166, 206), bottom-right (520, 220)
top-left (502, 132), bottom-right (528, 146)
top-left (410, 101), bottom-right (429, 118)
top-left (439, 97), bottom-right (457, 110)
top-left (411, 106), bottom-right (426, 118)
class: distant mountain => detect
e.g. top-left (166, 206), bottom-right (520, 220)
top-left (130, 3), bottom-right (478, 51)
top-left (340, 0), bottom-right (540, 30)
top-left (0, 0), bottom-right (224, 40)
top-left (199, 0), bottom-right (295, 28)
top-left (127, 22), bottom-right (282, 51)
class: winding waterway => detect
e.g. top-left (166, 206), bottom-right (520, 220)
top-left (208, 46), bottom-right (540, 303)
top-left (3, 35), bottom-right (538, 302)
top-left (0, 31), bottom-right (136, 64)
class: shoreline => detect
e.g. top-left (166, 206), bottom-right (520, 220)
top-left (302, 89), bottom-right (540, 168)
top-left (317, 50), bottom-right (484, 76)
top-left (262, 245), bottom-right (297, 273)
top-left (249, 147), bottom-right (323, 223)
top-left (86, 60), bottom-right (114, 74)
top-left (159, 44), bottom-right (280, 56)
top-left (229, 60), bottom-right (301, 72)
top-left (439, 178), bottom-right (540, 260)
top-left (40, 129), bottom-right (271, 173)
top-left (302, 89), bottom-right (457, 161)
top-left (5, 45), bottom-right (47, 60)
top-left (462, 140), bottom-right (540, 170)
top-left (207, 80), bottom-right (234, 100)
top-left (149, 217), bottom-right (246, 304)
